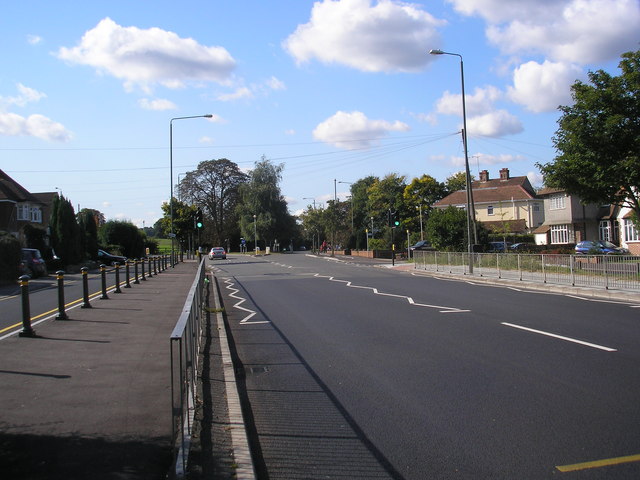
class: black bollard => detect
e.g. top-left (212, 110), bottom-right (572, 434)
top-left (134, 259), bottom-right (140, 284)
top-left (114, 262), bottom-right (122, 293)
top-left (55, 270), bottom-right (68, 320)
top-left (148, 257), bottom-right (153, 277)
top-left (81, 267), bottom-right (92, 308)
top-left (125, 260), bottom-right (131, 288)
top-left (100, 264), bottom-right (109, 299)
top-left (141, 257), bottom-right (146, 281)
top-left (153, 256), bottom-right (158, 275)
top-left (18, 275), bottom-right (36, 337)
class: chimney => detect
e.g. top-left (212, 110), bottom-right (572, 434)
top-left (479, 170), bottom-right (489, 182)
top-left (499, 168), bottom-right (510, 180)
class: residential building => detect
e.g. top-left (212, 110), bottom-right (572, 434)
top-left (618, 205), bottom-right (640, 255)
top-left (433, 168), bottom-right (543, 235)
top-left (0, 169), bottom-right (55, 245)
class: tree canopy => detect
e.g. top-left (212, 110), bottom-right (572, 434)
top-left (538, 49), bottom-right (640, 219)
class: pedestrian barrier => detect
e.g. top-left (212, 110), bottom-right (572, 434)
top-left (169, 257), bottom-right (207, 477)
top-left (413, 251), bottom-right (640, 291)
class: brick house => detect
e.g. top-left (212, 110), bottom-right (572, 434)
top-left (433, 168), bottom-right (543, 235)
top-left (0, 169), bottom-right (55, 245)
top-left (533, 187), bottom-right (639, 253)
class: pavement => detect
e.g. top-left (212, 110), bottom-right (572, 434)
top-left (0, 259), bottom-right (210, 480)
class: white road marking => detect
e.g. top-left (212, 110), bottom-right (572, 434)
top-left (224, 278), bottom-right (269, 325)
top-left (501, 322), bottom-right (617, 352)
top-left (313, 274), bottom-right (469, 314)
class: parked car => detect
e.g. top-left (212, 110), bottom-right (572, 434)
top-left (487, 241), bottom-right (512, 253)
top-left (209, 247), bottom-right (227, 260)
top-left (20, 248), bottom-right (46, 278)
top-left (97, 249), bottom-right (127, 265)
top-left (575, 240), bottom-right (628, 255)
top-left (510, 242), bottom-right (537, 252)
top-left (409, 240), bottom-right (434, 251)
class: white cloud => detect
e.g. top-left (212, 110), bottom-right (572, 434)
top-left (266, 76), bottom-right (286, 91)
top-left (0, 112), bottom-right (72, 142)
top-left (507, 60), bottom-right (584, 112)
top-left (138, 98), bottom-right (177, 111)
top-left (284, 129), bottom-right (296, 135)
top-left (27, 34), bottom-right (42, 45)
top-left (1, 83), bottom-right (47, 108)
top-left (450, 0), bottom-right (639, 64)
top-left (436, 86), bottom-right (502, 116)
top-left (216, 86), bottom-right (253, 102)
top-left (313, 110), bottom-right (410, 150)
top-left (527, 170), bottom-right (544, 187)
top-left (473, 153), bottom-right (523, 165)
top-left (199, 136), bottom-right (214, 144)
top-left (283, 0), bottom-right (445, 72)
top-left (206, 114), bottom-right (226, 123)
top-left (57, 17), bottom-right (236, 92)
top-left (466, 110), bottom-right (523, 137)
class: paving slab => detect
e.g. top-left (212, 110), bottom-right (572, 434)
top-left (0, 260), bottom-right (199, 480)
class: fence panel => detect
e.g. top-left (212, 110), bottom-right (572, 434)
top-left (414, 251), bottom-right (640, 292)
top-left (170, 258), bottom-right (206, 477)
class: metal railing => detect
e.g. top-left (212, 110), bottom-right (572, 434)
top-left (413, 251), bottom-right (640, 291)
top-left (170, 257), bottom-right (207, 477)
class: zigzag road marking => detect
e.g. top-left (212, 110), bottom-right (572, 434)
top-left (312, 274), bottom-right (469, 314)
top-left (224, 277), bottom-right (269, 325)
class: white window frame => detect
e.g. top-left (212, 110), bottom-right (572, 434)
top-left (624, 219), bottom-right (639, 242)
top-left (487, 205), bottom-right (494, 216)
top-left (599, 221), bottom-right (611, 242)
top-left (30, 206), bottom-right (42, 223)
top-left (550, 224), bottom-right (570, 244)
top-left (17, 204), bottom-right (30, 220)
top-left (549, 194), bottom-right (566, 210)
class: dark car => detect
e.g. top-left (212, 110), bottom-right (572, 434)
top-left (20, 248), bottom-right (47, 277)
top-left (409, 240), bottom-right (434, 251)
top-left (575, 240), bottom-right (628, 255)
top-left (97, 249), bottom-right (127, 265)
top-left (208, 247), bottom-right (227, 260)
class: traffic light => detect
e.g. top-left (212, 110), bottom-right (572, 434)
top-left (388, 210), bottom-right (400, 228)
top-left (196, 208), bottom-right (203, 229)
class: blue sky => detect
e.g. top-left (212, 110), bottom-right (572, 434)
top-left (2, 0), bottom-right (638, 227)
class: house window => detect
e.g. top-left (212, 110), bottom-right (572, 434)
top-left (30, 207), bottom-right (42, 223)
top-left (550, 224), bottom-right (570, 244)
top-left (17, 204), bottom-right (30, 220)
top-left (624, 219), bottom-right (639, 242)
top-left (599, 221), bottom-right (611, 241)
top-left (487, 205), bottom-right (494, 216)
top-left (549, 194), bottom-right (566, 210)
top-left (533, 203), bottom-right (540, 212)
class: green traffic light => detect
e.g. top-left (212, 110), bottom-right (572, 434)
top-left (197, 222), bottom-right (203, 228)
top-left (394, 220), bottom-right (400, 226)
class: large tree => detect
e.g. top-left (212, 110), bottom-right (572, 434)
top-left (49, 194), bottom-right (82, 265)
top-left (538, 49), bottom-right (640, 219)
top-left (178, 158), bottom-right (248, 245)
top-left (236, 158), bottom-right (296, 250)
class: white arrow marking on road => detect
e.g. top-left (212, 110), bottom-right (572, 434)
top-left (312, 274), bottom-right (469, 313)
top-left (224, 278), bottom-right (269, 325)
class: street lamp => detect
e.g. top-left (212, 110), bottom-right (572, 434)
top-left (170, 114), bottom-right (212, 266)
top-left (429, 49), bottom-right (477, 271)
top-left (253, 214), bottom-right (257, 255)
top-left (416, 204), bottom-right (424, 241)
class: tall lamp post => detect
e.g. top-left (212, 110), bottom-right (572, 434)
top-left (170, 114), bottom-right (212, 266)
top-left (429, 49), bottom-right (477, 272)
top-left (253, 214), bottom-right (257, 255)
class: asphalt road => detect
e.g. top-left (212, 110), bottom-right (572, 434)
top-left (0, 263), bottom-right (159, 338)
top-left (210, 252), bottom-right (640, 480)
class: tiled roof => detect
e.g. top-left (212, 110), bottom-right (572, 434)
top-left (434, 175), bottom-right (538, 207)
top-left (0, 169), bottom-right (41, 203)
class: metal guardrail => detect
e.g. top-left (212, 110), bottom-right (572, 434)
top-left (413, 251), bottom-right (640, 291)
top-left (170, 257), bottom-right (207, 477)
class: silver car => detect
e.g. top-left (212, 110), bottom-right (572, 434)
top-left (208, 247), bottom-right (227, 260)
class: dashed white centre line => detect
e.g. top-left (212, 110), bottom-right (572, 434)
top-left (501, 322), bottom-right (617, 352)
